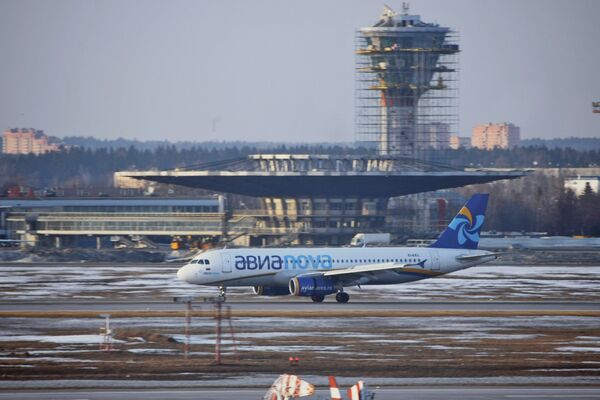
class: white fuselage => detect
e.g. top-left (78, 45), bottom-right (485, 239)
top-left (177, 246), bottom-right (495, 288)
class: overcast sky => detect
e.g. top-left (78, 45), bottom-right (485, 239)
top-left (1, 0), bottom-right (599, 142)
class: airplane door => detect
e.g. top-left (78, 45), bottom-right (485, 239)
top-left (221, 253), bottom-right (232, 273)
top-left (429, 250), bottom-right (441, 271)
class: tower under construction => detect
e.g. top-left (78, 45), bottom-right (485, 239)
top-left (356, 4), bottom-right (459, 157)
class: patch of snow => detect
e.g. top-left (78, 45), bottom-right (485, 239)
top-left (0, 334), bottom-right (123, 344)
top-left (556, 346), bottom-right (600, 352)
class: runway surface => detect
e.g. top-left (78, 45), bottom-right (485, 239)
top-left (2, 387), bottom-right (600, 400)
top-left (2, 300), bottom-right (599, 312)
top-left (3, 263), bottom-right (600, 304)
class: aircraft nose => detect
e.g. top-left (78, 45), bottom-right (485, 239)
top-left (177, 264), bottom-right (195, 283)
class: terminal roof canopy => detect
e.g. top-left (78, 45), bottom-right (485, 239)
top-left (124, 154), bottom-right (526, 197)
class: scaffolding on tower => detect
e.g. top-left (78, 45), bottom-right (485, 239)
top-left (356, 5), bottom-right (459, 163)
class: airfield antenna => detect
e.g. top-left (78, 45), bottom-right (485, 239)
top-left (173, 296), bottom-right (195, 359)
top-left (99, 314), bottom-right (113, 351)
top-left (211, 297), bottom-right (238, 365)
top-left (174, 296), bottom-right (237, 363)
top-left (225, 305), bottom-right (239, 361)
top-left (185, 300), bottom-right (192, 359)
top-left (214, 300), bottom-right (222, 365)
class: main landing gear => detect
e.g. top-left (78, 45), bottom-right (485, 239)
top-left (311, 294), bottom-right (325, 303)
top-left (310, 292), bottom-right (350, 303)
top-left (335, 291), bottom-right (350, 304)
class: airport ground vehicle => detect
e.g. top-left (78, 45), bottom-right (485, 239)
top-left (350, 233), bottom-right (391, 247)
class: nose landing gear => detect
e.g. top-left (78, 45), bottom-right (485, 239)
top-left (335, 291), bottom-right (350, 303)
top-left (218, 285), bottom-right (227, 301)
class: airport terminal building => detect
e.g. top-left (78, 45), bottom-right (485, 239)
top-left (119, 154), bottom-right (525, 246)
top-left (0, 198), bottom-right (225, 248)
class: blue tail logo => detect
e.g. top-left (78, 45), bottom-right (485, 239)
top-left (430, 194), bottom-right (489, 249)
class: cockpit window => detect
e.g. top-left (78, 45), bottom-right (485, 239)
top-left (198, 259), bottom-right (205, 264)
top-left (191, 259), bottom-right (198, 264)
top-left (205, 259), bottom-right (210, 265)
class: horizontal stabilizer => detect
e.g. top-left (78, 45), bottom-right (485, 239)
top-left (455, 253), bottom-right (500, 262)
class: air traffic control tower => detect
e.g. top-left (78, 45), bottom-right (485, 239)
top-left (356, 5), bottom-right (459, 156)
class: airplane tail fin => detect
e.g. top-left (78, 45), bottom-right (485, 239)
top-left (329, 376), bottom-right (343, 400)
top-left (430, 193), bottom-right (489, 250)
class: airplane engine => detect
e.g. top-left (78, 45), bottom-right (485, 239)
top-left (289, 277), bottom-right (337, 297)
top-left (252, 286), bottom-right (290, 296)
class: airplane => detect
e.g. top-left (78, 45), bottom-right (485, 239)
top-left (177, 193), bottom-right (497, 303)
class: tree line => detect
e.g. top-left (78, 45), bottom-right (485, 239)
top-left (427, 146), bottom-right (599, 168)
top-left (459, 172), bottom-right (600, 236)
top-left (0, 144), bottom-right (369, 188)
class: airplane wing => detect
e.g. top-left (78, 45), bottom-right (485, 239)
top-left (300, 260), bottom-right (438, 286)
top-left (323, 262), bottom-right (408, 277)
